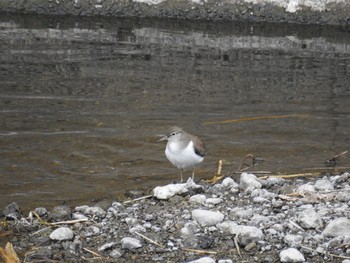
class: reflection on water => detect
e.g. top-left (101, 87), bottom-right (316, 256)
top-left (1, 15), bottom-right (350, 210)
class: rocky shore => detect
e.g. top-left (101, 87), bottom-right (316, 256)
top-left (0, 0), bottom-right (350, 25)
top-left (1, 172), bottom-right (350, 262)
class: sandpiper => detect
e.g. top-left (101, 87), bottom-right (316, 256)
top-left (157, 126), bottom-right (207, 182)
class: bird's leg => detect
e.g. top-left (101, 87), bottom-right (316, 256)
top-left (192, 168), bottom-right (195, 180)
top-left (180, 169), bottom-right (184, 183)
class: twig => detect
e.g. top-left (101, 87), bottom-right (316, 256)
top-left (233, 237), bottom-right (242, 258)
top-left (301, 245), bottom-right (350, 259)
top-left (217, 160), bottom-right (222, 177)
top-left (204, 114), bottom-right (309, 125)
top-left (326, 151), bottom-right (348, 166)
top-left (30, 211), bottom-right (51, 226)
top-left (335, 243), bottom-right (350, 249)
top-left (289, 220), bottom-right (304, 231)
top-left (259, 172), bottom-right (320, 180)
top-left (234, 171), bottom-right (271, 174)
top-left (83, 247), bottom-right (104, 258)
top-left (51, 218), bottom-right (88, 225)
top-left (182, 248), bottom-right (217, 255)
top-left (32, 226), bottom-right (52, 236)
top-left (303, 166), bottom-right (350, 171)
top-left (123, 195), bottom-right (153, 204)
top-left (237, 154), bottom-right (261, 172)
top-left (134, 231), bottom-right (164, 248)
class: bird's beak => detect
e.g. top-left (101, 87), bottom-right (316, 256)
top-left (157, 135), bottom-right (167, 142)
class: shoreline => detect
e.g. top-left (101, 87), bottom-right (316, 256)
top-left (0, 0), bottom-right (350, 25)
top-left (1, 172), bottom-right (350, 262)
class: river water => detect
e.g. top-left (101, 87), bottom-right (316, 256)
top-left (1, 15), bottom-right (350, 211)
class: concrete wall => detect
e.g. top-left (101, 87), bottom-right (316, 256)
top-left (0, 0), bottom-right (349, 25)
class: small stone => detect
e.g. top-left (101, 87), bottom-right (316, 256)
top-left (236, 226), bottom-right (264, 246)
top-left (206, 198), bottom-right (223, 205)
top-left (240, 173), bottom-right (262, 191)
top-left (297, 208), bottom-right (322, 229)
top-left (244, 242), bottom-right (256, 251)
top-left (121, 237), bottom-right (142, 250)
top-left (50, 227), bottom-right (74, 241)
top-left (192, 209), bottom-right (225, 227)
top-left (322, 217), bottom-right (350, 237)
top-left (218, 260), bottom-right (233, 263)
top-left (187, 256), bottom-right (216, 263)
top-left (279, 248), bottom-right (305, 262)
top-left (189, 194), bottom-right (207, 204)
top-left (314, 178), bottom-right (334, 191)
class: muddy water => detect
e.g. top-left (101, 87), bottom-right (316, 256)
top-left (1, 15), bottom-right (350, 211)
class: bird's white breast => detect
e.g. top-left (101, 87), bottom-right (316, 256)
top-left (165, 140), bottom-right (204, 169)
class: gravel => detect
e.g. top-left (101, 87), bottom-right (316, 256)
top-left (1, 172), bottom-right (350, 262)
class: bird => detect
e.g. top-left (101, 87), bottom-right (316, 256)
top-left (157, 126), bottom-right (207, 182)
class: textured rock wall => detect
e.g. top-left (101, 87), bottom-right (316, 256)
top-left (0, 0), bottom-right (349, 25)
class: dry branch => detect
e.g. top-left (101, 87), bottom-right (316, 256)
top-left (123, 195), bottom-right (153, 204)
top-left (134, 231), bottom-right (164, 248)
top-left (182, 248), bottom-right (217, 255)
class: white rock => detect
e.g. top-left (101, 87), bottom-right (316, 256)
top-left (297, 208), bottom-right (322, 229)
top-left (240, 173), bottom-right (262, 191)
top-left (314, 178), bottom-right (334, 191)
top-left (187, 256), bottom-right (216, 263)
top-left (218, 260), bottom-right (233, 263)
top-left (279, 248), bottom-right (305, 262)
top-left (121, 237), bottom-right (142, 250)
top-left (206, 198), bottom-right (223, 205)
top-left (322, 217), bottom-right (350, 237)
top-left (192, 209), bottom-right (224, 227)
top-left (284, 235), bottom-right (303, 247)
top-left (236, 226), bottom-right (264, 246)
top-left (50, 227), bottom-right (74, 241)
top-left (189, 194), bottom-right (207, 204)
top-left (153, 183), bottom-right (188, 199)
